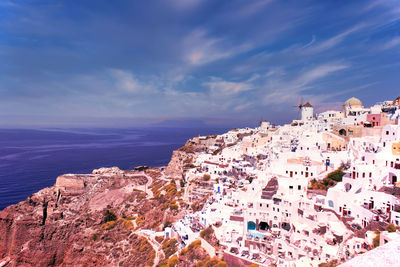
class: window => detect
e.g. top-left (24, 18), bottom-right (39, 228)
top-left (298, 185), bottom-right (301, 190)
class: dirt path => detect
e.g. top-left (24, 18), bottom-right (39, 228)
top-left (136, 231), bottom-right (165, 266)
top-left (128, 172), bottom-right (154, 198)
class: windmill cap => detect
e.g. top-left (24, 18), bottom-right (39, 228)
top-left (302, 102), bottom-right (313, 107)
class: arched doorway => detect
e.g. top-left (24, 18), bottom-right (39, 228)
top-left (339, 129), bottom-right (347, 136)
top-left (259, 221), bottom-right (270, 231)
top-left (281, 222), bottom-right (291, 231)
top-left (247, 221), bottom-right (256, 231)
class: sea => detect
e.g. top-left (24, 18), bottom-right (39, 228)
top-left (0, 127), bottom-right (230, 210)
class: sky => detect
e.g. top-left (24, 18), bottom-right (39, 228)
top-left (1, 0), bottom-right (400, 128)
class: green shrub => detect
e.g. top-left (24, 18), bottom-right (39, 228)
top-left (200, 226), bottom-right (213, 240)
top-left (318, 261), bottom-right (338, 267)
top-left (188, 240), bottom-right (201, 250)
top-left (92, 233), bottom-right (98, 241)
top-left (162, 238), bottom-right (178, 258)
top-left (385, 223), bottom-right (400, 232)
top-left (212, 148), bottom-right (221, 155)
top-left (203, 174), bottom-right (211, 181)
top-left (103, 209), bottom-right (117, 223)
top-left (327, 169), bottom-right (345, 182)
top-left (195, 257), bottom-right (228, 267)
top-left (308, 169), bottom-right (345, 191)
top-left (373, 231), bottom-right (380, 248)
top-left (169, 203), bottom-right (178, 210)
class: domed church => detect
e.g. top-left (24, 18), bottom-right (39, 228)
top-left (342, 97), bottom-right (363, 117)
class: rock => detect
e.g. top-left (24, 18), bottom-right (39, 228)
top-left (165, 151), bottom-right (193, 178)
top-left (92, 167), bottom-right (123, 175)
top-left (0, 171), bottom-right (160, 266)
top-left (55, 175), bottom-right (85, 191)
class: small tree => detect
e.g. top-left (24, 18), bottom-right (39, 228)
top-left (340, 160), bottom-right (351, 170)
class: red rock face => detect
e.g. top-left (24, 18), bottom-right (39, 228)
top-left (0, 168), bottom-right (157, 266)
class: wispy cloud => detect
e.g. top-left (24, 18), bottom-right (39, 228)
top-left (263, 62), bottom-right (350, 104)
top-left (167, 0), bottom-right (203, 10)
top-left (234, 102), bottom-right (252, 111)
top-left (364, 0), bottom-right (400, 17)
top-left (309, 23), bottom-right (367, 52)
top-left (204, 77), bottom-right (253, 95)
top-left (380, 36), bottom-right (400, 50)
top-left (1, 0), bottom-right (399, 126)
top-left (235, 0), bottom-right (274, 17)
top-left (109, 69), bottom-right (158, 94)
top-left (297, 63), bottom-right (349, 85)
top-left (184, 29), bottom-right (252, 65)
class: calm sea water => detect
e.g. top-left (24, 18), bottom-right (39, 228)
top-left (0, 127), bottom-right (229, 210)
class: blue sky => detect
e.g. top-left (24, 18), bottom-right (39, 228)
top-left (1, 0), bottom-right (400, 127)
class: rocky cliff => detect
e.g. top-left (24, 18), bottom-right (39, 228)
top-left (0, 167), bottom-right (185, 266)
top-left (165, 135), bottom-right (218, 178)
top-left (165, 150), bottom-right (194, 178)
top-left (0, 131), bottom-right (223, 267)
